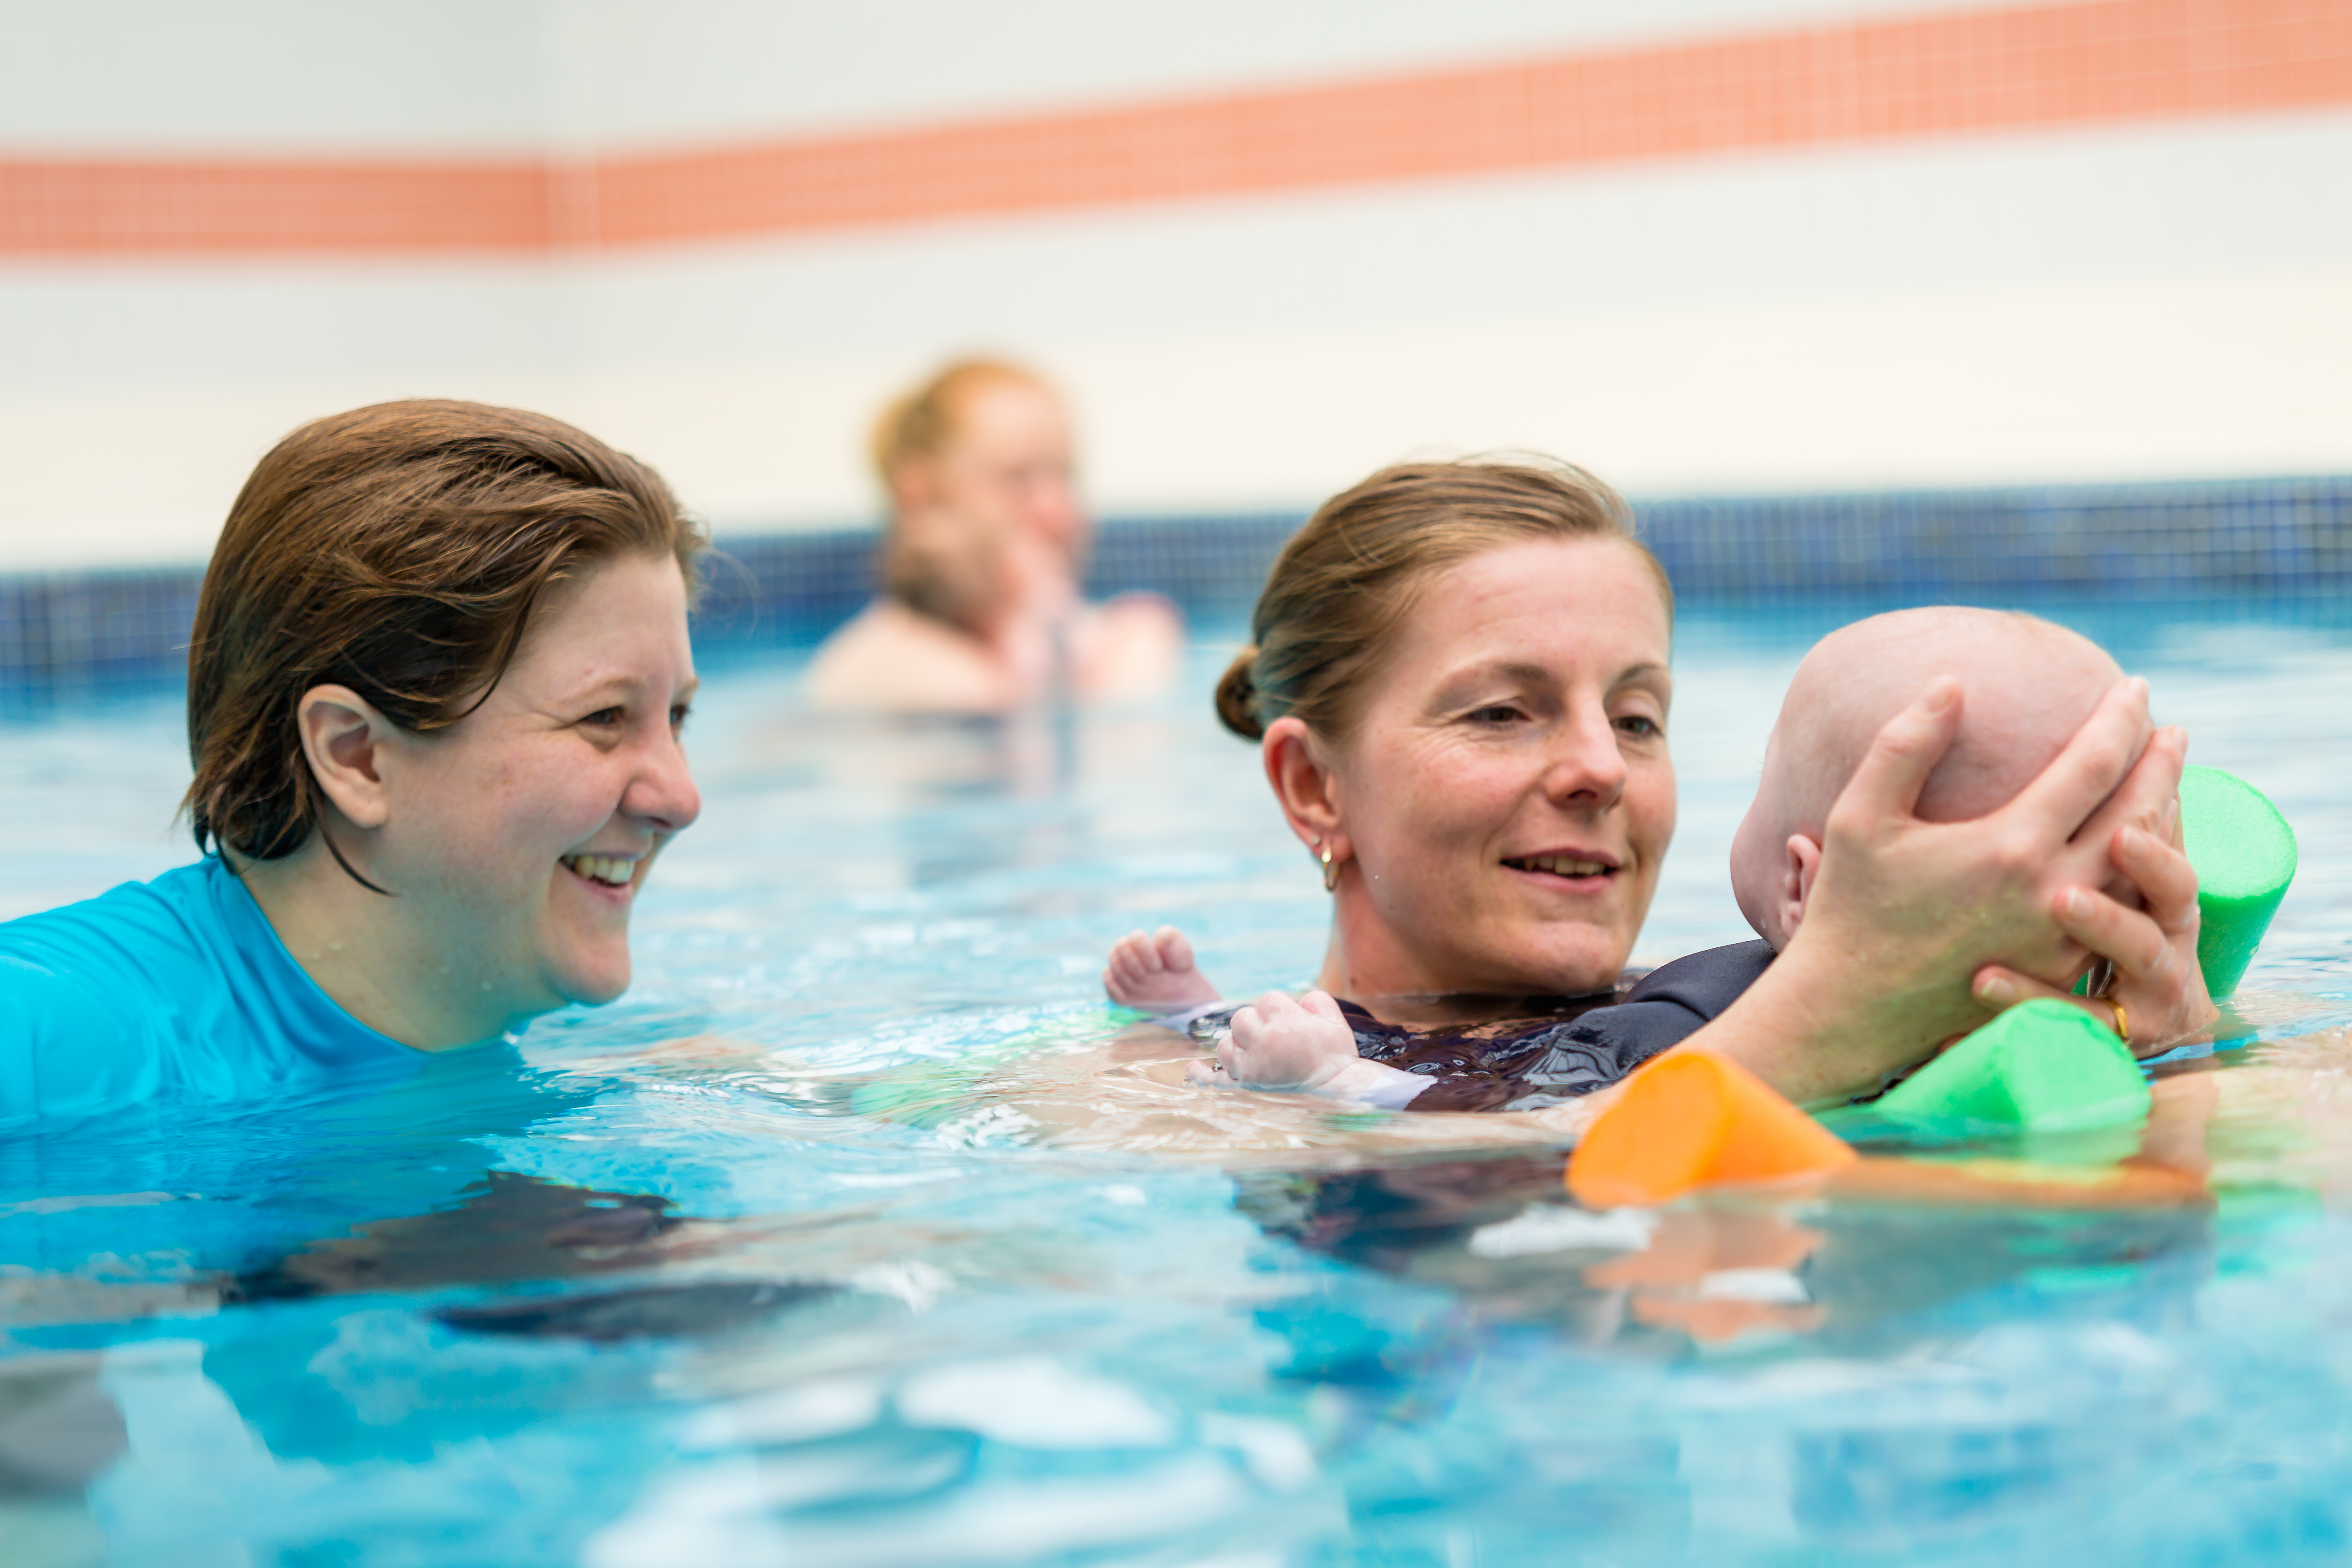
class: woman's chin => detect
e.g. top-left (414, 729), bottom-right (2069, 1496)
top-left (544, 950), bottom-right (633, 1009)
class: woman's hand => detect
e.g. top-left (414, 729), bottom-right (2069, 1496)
top-left (1969, 728), bottom-right (2219, 1056)
top-left (1187, 989), bottom-right (1412, 1102)
top-left (1692, 675), bottom-right (2175, 1104)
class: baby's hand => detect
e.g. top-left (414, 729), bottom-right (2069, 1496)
top-left (1188, 989), bottom-right (1359, 1091)
top-left (1104, 925), bottom-right (1221, 1011)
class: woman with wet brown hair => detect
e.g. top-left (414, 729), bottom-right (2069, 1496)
top-left (1107, 457), bottom-right (2203, 1115)
top-left (0, 399), bottom-right (705, 1129)
top-left (805, 358), bottom-right (1181, 712)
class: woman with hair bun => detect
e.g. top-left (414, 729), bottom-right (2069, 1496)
top-left (1107, 458), bottom-right (2192, 1115)
top-left (806, 358), bottom-right (1182, 712)
top-left (0, 400), bottom-right (704, 1129)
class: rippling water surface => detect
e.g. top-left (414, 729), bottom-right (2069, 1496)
top-left (9, 603), bottom-right (2352, 1567)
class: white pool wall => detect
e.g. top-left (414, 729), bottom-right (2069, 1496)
top-left (2, 0), bottom-right (2348, 570)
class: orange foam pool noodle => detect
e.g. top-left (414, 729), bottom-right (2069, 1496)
top-left (1568, 1049), bottom-right (1857, 1209)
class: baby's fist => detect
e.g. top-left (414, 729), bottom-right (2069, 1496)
top-left (1195, 989), bottom-right (1359, 1090)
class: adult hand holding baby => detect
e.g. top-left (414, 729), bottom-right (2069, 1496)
top-left (1703, 673), bottom-right (2193, 1104)
top-left (1966, 724), bottom-right (2217, 1056)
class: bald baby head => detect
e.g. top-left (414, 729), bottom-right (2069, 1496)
top-left (1730, 608), bottom-right (2125, 949)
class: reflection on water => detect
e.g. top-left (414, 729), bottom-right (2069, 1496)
top-left (11, 620), bottom-right (2352, 1563)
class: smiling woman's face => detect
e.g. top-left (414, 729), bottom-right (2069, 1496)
top-left (1320, 537), bottom-right (1675, 1001)
top-left (375, 551), bottom-right (701, 1028)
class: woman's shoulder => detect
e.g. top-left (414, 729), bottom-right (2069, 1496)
top-left (0, 860), bottom-right (217, 970)
top-left (1620, 940), bottom-right (1777, 1016)
top-left (0, 861), bottom-right (228, 1129)
top-left (0, 859), bottom-right (408, 1130)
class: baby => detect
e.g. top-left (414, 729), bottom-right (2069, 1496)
top-left (1106, 607), bottom-right (2145, 1109)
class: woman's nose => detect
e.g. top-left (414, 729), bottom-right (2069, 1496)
top-left (624, 728), bottom-right (702, 833)
top-left (1544, 705), bottom-right (1629, 806)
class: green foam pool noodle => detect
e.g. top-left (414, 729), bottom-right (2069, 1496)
top-left (2179, 764), bottom-right (2296, 998)
top-left (1871, 999), bottom-right (2150, 1132)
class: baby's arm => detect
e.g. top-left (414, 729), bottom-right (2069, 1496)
top-left (1104, 926), bottom-right (1221, 1011)
top-left (1187, 989), bottom-right (1429, 1108)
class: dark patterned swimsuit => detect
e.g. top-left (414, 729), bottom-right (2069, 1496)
top-left (1196, 940), bottom-right (1775, 1113)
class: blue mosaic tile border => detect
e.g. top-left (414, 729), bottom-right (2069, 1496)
top-left (0, 565), bottom-right (206, 702)
top-left (1638, 476), bottom-right (2352, 600)
top-left (5, 475), bottom-right (2348, 703)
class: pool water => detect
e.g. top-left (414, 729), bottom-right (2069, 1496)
top-left (9, 604), bottom-right (2352, 1566)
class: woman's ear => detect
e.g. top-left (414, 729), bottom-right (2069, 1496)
top-left (1778, 832), bottom-right (1824, 944)
top-left (296, 684), bottom-right (395, 831)
top-left (1263, 715), bottom-right (1347, 860)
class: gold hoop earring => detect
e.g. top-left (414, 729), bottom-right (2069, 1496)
top-left (1319, 844), bottom-right (1339, 893)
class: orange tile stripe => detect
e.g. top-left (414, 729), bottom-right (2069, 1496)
top-left (5, 0), bottom-right (2348, 259)
top-left (0, 156), bottom-right (552, 257)
top-left (595, 0), bottom-right (2352, 246)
